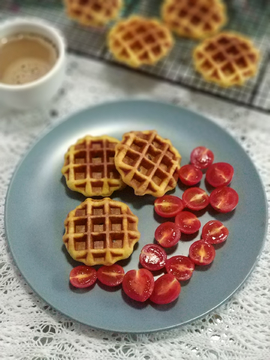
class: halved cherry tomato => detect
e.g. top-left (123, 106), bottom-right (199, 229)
top-left (154, 195), bottom-right (184, 218)
top-left (178, 164), bottom-right (203, 186)
top-left (210, 186), bottom-right (239, 213)
top-left (150, 274), bottom-right (181, 305)
top-left (139, 244), bottom-right (167, 271)
top-left (154, 222), bottom-right (181, 248)
top-left (206, 162), bottom-right (234, 187)
top-left (175, 211), bottom-right (201, 234)
top-left (202, 220), bottom-right (229, 244)
top-left (165, 255), bottom-right (195, 281)
top-left (189, 240), bottom-right (216, 265)
top-left (97, 264), bottom-right (125, 287)
top-left (122, 269), bottom-right (154, 302)
top-left (69, 266), bottom-right (97, 289)
top-left (182, 187), bottom-right (209, 211)
top-left (190, 146), bottom-right (214, 169)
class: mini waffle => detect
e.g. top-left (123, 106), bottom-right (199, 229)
top-left (64, 0), bottom-right (122, 27)
top-left (193, 32), bottom-right (260, 87)
top-left (114, 130), bottom-right (181, 197)
top-left (61, 135), bottom-right (125, 197)
top-left (63, 198), bottom-right (140, 266)
top-left (161, 0), bottom-right (227, 39)
top-left (107, 16), bottom-right (174, 68)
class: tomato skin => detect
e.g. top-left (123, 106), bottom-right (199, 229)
top-left (139, 244), bottom-right (167, 271)
top-left (150, 274), bottom-right (181, 305)
top-left (122, 269), bottom-right (154, 302)
top-left (165, 255), bottom-right (195, 281)
top-left (97, 264), bottom-right (125, 287)
top-left (154, 222), bottom-right (181, 248)
top-left (69, 266), bottom-right (97, 289)
top-left (190, 146), bottom-right (214, 169)
top-left (189, 240), bottom-right (216, 265)
top-left (182, 187), bottom-right (209, 211)
top-left (210, 186), bottom-right (239, 213)
top-left (178, 165), bottom-right (203, 186)
top-left (175, 211), bottom-right (201, 234)
top-left (202, 220), bottom-right (229, 244)
top-left (154, 195), bottom-right (184, 218)
top-left (206, 162), bottom-right (234, 187)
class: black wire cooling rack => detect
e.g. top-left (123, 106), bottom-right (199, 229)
top-left (1, 0), bottom-right (270, 113)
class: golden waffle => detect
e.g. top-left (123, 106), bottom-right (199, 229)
top-left (193, 32), bottom-right (260, 87)
top-left (63, 198), bottom-right (140, 266)
top-left (161, 0), bottom-right (227, 39)
top-left (114, 130), bottom-right (181, 197)
top-left (64, 0), bottom-right (122, 27)
top-left (107, 16), bottom-right (174, 68)
top-left (61, 135), bottom-right (125, 197)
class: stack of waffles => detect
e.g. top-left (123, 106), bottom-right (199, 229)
top-left (62, 130), bottom-right (181, 265)
top-left (63, 0), bottom-right (260, 87)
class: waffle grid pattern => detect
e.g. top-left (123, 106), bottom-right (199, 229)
top-left (61, 135), bottom-right (125, 197)
top-left (115, 130), bottom-right (181, 197)
top-left (108, 16), bottom-right (174, 67)
top-left (161, 0), bottom-right (227, 39)
top-left (63, 198), bottom-right (140, 266)
top-left (193, 32), bottom-right (260, 87)
top-left (64, 0), bottom-right (123, 27)
top-left (1, 0), bottom-right (270, 111)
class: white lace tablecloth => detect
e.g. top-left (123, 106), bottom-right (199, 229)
top-left (0, 54), bottom-right (269, 360)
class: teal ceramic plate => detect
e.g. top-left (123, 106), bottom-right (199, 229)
top-left (5, 100), bottom-right (268, 333)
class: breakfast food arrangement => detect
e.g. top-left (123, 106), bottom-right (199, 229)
top-left (0, 0), bottom-right (268, 357)
top-left (62, 132), bottom-right (239, 305)
top-left (63, 0), bottom-right (260, 87)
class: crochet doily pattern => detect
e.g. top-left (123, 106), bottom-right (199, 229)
top-left (0, 55), bottom-right (269, 360)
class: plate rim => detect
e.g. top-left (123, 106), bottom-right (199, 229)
top-left (4, 99), bottom-right (269, 333)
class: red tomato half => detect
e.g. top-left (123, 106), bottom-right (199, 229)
top-left (190, 146), bottom-right (214, 169)
top-left (97, 264), bottom-right (125, 287)
top-left (69, 266), bottom-right (97, 289)
top-left (139, 244), bottom-right (167, 271)
top-left (206, 162), bottom-right (234, 187)
top-left (154, 195), bottom-right (184, 218)
top-left (165, 255), bottom-right (195, 281)
top-left (178, 165), bottom-right (203, 186)
top-left (182, 187), bottom-right (209, 211)
top-left (175, 211), bottom-right (201, 234)
top-left (189, 240), bottom-right (216, 265)
top-left (202, 220), bottom-right (229, 244)
top-left (150, 274), bottom-right (181, 305)
top-left (122, 269), bottom-right (154, 302)
top-left (210, 186), bottom-right (239, 213)
top-left (154, 222), bottom-right (181, 248)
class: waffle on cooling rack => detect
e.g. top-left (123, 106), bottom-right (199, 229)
top-left (161, 0), bottom-right (227, 39)
top-left (193, 32), bottom-right (260, 87)
top-left (108, 15), bottom-right (174, 67)
top-left (61, 135), bottom-right (125, 197)
top-left (63, 198), bottom-right (140, 266)
top-left (114, 130), bottom-right (181, 197)
top-left (64, 0), bottom-right (123, 27)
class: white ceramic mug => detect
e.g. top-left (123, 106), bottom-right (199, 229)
top-left (0, 17), bottom-right (66, 110)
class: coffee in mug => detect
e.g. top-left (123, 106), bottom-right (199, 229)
top-left (0, 33), bottom-right (58, 85)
